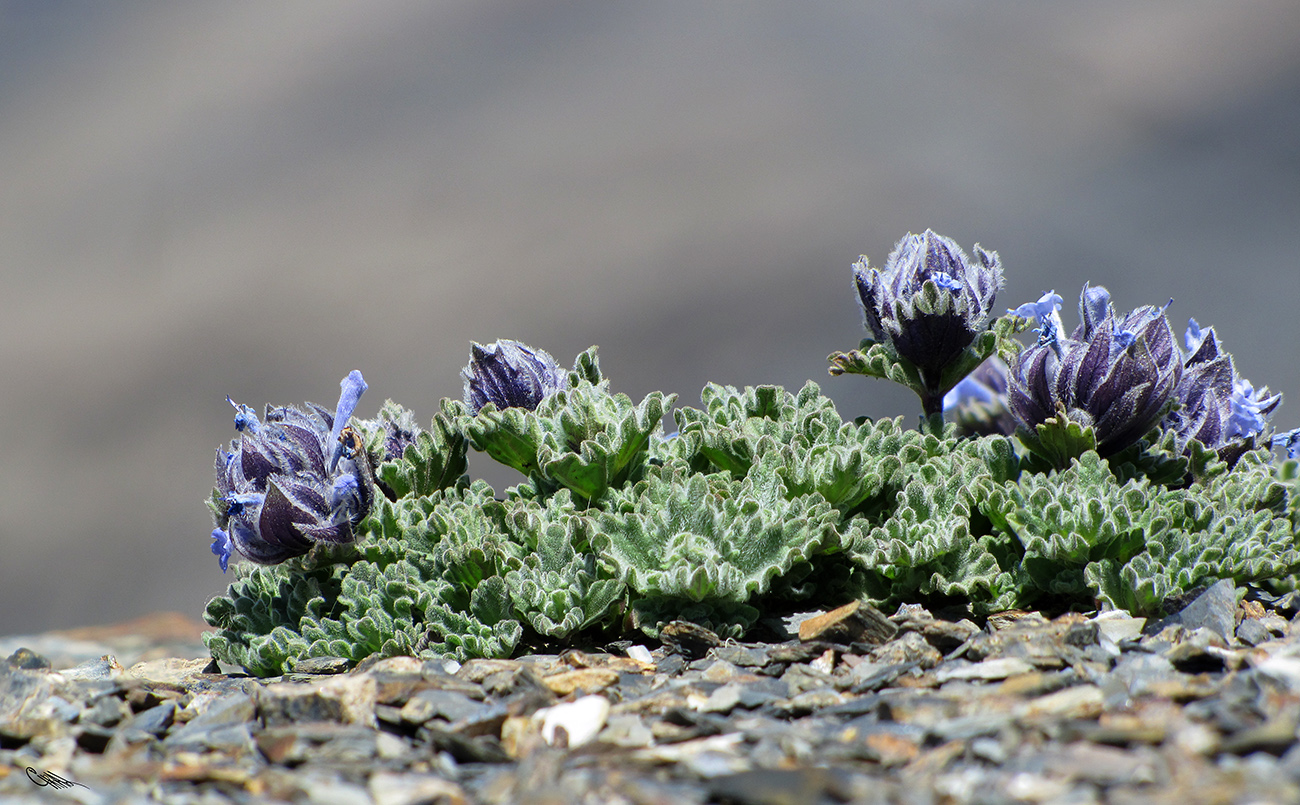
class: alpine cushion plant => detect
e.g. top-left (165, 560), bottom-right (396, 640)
top-left (202, 229), bottom-right (1300, 677)
top-left (209, 371), bottom-right (375, 572)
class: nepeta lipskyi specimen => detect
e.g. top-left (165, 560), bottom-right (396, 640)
top-left (1008, 285), bottom-right (1183, 457)
top-left (210, 371), bottom-right (375, 572)
top-left (204, 229), bottom-right (1300, 678)
top-left (852, 229), bottom-right (1004, 413)
top-left (462, 339), bottom-right (568, 414)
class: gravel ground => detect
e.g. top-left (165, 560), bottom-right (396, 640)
top-left (4, 583), bottom-right (1300, 804)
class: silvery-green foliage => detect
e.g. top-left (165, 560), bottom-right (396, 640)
top-left (465, 347), bottom-right (675, 501)
top-left (349, 484), bottom-right (526, 661)
top-left (203, 563), bottom-right (345, 677)
top-left (421, 481), bottom-right (523, 596)
top-left (299, 559), bottom-right (440, 663)
top-left (1278, 458), bottom-right (1300, 532)
top-left (1088, 451), bottom-right (1296, 613)
top-left (419, 577), bottom-right (523, 662)
top-left (502, 490), bottom-right (626, 638)
top-left (366, 399), bottom-right (469, 499)
top-left (673, 382), bottom-right (921, 516)
top-left (845, 437), bottom-right (1021, 613)
top-left (984, 451), bottom-right (1162, 603)
top-left (592, 454), bottom-right (838, 635)
top-left (986, 447), bottom-right (1298, 613)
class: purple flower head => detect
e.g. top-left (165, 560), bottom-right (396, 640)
top-left (462, 339), bottom-right (569, 414)
top-left (209, 372), bottom-right (375, 572)
top-left (854, 230), bottom-right (1003, 393)
top-left (1163, 320), bottom-right (1281, 463)
top-left (1008, 284), bottom-right (1183, 456)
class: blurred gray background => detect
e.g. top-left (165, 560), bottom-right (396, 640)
top-left (4, 1), bottom-right (1300, 635)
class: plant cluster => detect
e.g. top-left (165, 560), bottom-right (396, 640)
top-left (204, 231), bottom-right (1300, 676)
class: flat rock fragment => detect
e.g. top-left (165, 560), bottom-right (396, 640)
top-left (798, 601), bottom-right (897, 645)
top-left (259, 674), bottom-right (377, 726)
top-left (1142, 580), bottom-right (1235, 647)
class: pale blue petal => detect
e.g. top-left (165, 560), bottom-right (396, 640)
top-left (329, 370), bottom-right (368, 470)
top-left (210, 528), bottom-right (233, 573)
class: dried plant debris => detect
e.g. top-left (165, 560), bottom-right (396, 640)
top-left (202, 230), bottom-right (1300, 678)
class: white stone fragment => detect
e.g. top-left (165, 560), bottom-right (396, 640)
top-left (536, 694), bottom-right (610, 748)
top-left (626, 644), bottom-right (654, 664)
top-left (1255, 655), bottom-right (1300, 693)
top-left (934, 657), bottom-right (1034, 682)
top-left (1092, 611), bottom-right (1146, 655)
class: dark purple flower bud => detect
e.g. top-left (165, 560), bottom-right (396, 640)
top-left (209, 372), bottom-right (375, 571)
top-left (1008, 285), bottom-right (1183, 456)
top-left (854, 230), bottom-right (1003, 400)
top-left (462, 339), bottom-right (568, 414)
top-left (1164, 318), bottom-right (1281, 463)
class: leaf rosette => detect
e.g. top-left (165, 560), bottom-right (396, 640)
top-left (592, 455), bottom-right (838, 635)
top-left (465, 348), bottom-right (675, 501)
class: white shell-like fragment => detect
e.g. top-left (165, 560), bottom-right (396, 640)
top-left (536, 695), bottom-right (610, 748)
top-left (625, 644), bottom-right (654, 665)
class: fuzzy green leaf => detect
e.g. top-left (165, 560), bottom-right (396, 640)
top-left (372, 399), bottom-right (470, 499)
top-left (593, 455), bottom-right (838, 615)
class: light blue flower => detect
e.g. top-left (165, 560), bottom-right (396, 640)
top-left (328, 370), bottom-right (369, 471)
top-left (932, 273), bottom-right (963, 292)
top-left (1010, 291), bottom-right (1063, 324)
top-left (1272, 428), bottom-right (1300, 459)
top-left (1226, 379), bottom-right (1274, 440)
top-left (942, 356), bottom-right (1016, 437)
top-left (943, 366), bottom-right (1000, 411)
top-left (1011, 291), bottom-right (1065, 353)
top-left (210, 528), bottom-right (233, 573)
top-left (1184, 318), bottom-right (1208, 354)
